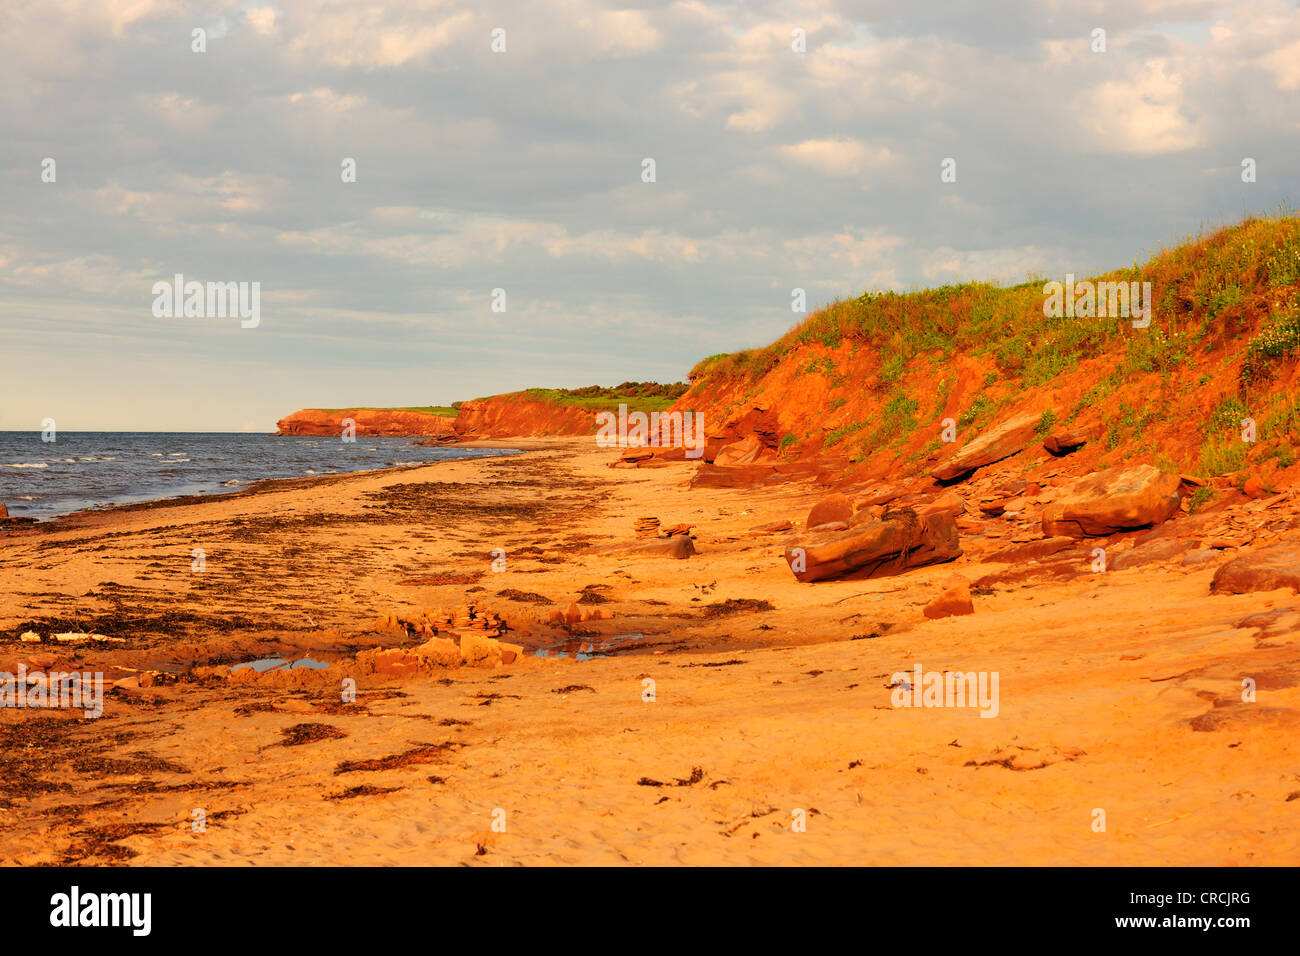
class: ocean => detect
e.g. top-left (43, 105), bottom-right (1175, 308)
top-left (0, 432), bottom-right (517, 520)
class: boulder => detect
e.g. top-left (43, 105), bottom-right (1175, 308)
top-left (459, 632), bottom-right (502, 665)
top-left (1211, 543), bottom-right (1300, 595)
top-left (806, 493), bottom-right (854, 529)
top-left (714, 435), bottom-right (764, 466)
top-left (784, 508), bottom-right (960, 583)
top-left (924, 575), bottom-right (974, 619)
top-left (1040, 465), bottom-right (1182, 538)
top-left (0, 504), bottom-right (7, 519)
top-left (931, 411), bottom-right (1042, 482)
top-left (1243, 473), bottom-right (1270, 499)
top-left (413, 637), bottom-right (460, 667)
top-left (856, 484), bottom-right (906, 508)
top-left (914, 491), bottom-right (965, 519)
top-left (1043, 426), bottom-right (1095, 456)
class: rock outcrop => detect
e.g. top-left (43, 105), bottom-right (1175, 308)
top-left (1040, 464), bottom-right (1182, 537)
top-left (1211, 543), bottom-right (1300, 595)
top-left (785, 508), bottom-right (961, 582)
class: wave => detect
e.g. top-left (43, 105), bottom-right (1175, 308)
top-left (4, 462), bottom-right (48, 468)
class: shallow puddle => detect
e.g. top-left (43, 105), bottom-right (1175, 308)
top-left (534, 633), bottom-right (644, 661)
top-left (229, 656), bottom-right (331, 673)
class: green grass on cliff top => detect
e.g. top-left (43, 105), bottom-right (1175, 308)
top-left (468, 383), bottom-right (689, 412)
top-left (312, 405), bottom-right (459, 417)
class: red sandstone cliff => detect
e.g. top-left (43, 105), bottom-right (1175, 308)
top-left (275, 409), bottom-right (460, 439)
top-left (453, 395), bottom-right (597, 438)
top-left (276, 394), bottom-right (599, 440)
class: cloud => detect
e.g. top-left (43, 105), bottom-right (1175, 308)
top-left (3, 0), bottom-right (1300, 429)
top-left (777, 137), bottom-right (896, 177)
top-left (1071, 59), bottom-right (1205, 154)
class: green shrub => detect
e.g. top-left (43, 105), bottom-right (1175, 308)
top-left (1242, 305), bottom-right (1300, 385)
top-left (1197, 436), bottom-right (1248, 476)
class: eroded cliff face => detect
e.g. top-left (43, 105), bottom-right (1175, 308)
top-left (453, 395), bottom-right (597, 438)
top-left (275, 409), bottom-right (459, 439)
top-left (670, 215), bottom-right (1300, 494)
top-left (276, 394), bottom-right (600, 440)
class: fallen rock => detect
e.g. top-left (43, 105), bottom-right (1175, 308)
top-left (931, 411), bottom-right (1042, 482)
top-left (785, 508), bottom-right (960, 583)
top-left (634, 516), bottom-right (661, 538)
top-left (806, 493), bottom-right (854, 529)
top-left (1043, 426), bottom-right (1095, 456)
top-left (1243, 474), bottom-right (1270, 499)
top-left (1211, 543), bottom-right (1300, 595)
top-left (618, 448), bottom-right (656, 465)
top-left (923, 575), bottom-right (974, 619)
top-left (914, 491), bottom-right (965, 519)
top-left (1040, 465), bottom-right (1182, 537)
top-left (714, 435), bottom-right (764, 466)
top-left (855, 484), bottom-right (906, 508)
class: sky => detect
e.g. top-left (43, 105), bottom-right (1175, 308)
top-left (2, 0), bottom-right (1298, 431)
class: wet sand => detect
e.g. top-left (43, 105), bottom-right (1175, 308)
top-left (1, 439), bottom-right (1297, 865)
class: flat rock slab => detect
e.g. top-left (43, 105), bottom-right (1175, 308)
top-left (1110, 536), bottom-right (1201, 570)
top-left (987, 536), bottom-right (1078, 564)
top-left (1212, 543), bottom-right (1300, 594)
top-left (931, 411), bottom-right (1041, 482)
top-left (785, 509), bottom-right (960, 583)
top-left (1041, 464), bottom-right (1181, 537)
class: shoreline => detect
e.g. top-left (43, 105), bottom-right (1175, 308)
top-left (0, 438), bottom-right (535, 530)
top-left (2, 438), bottom-right (1298, 865)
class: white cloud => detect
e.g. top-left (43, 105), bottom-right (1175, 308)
top-left (1071, 59), bottom-right (1204, 154)
top-left (777, 138), bottom-right (895, 177)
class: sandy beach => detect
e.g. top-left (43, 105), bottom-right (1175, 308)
top-left (2, 439), bottom-right (1297, 866)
